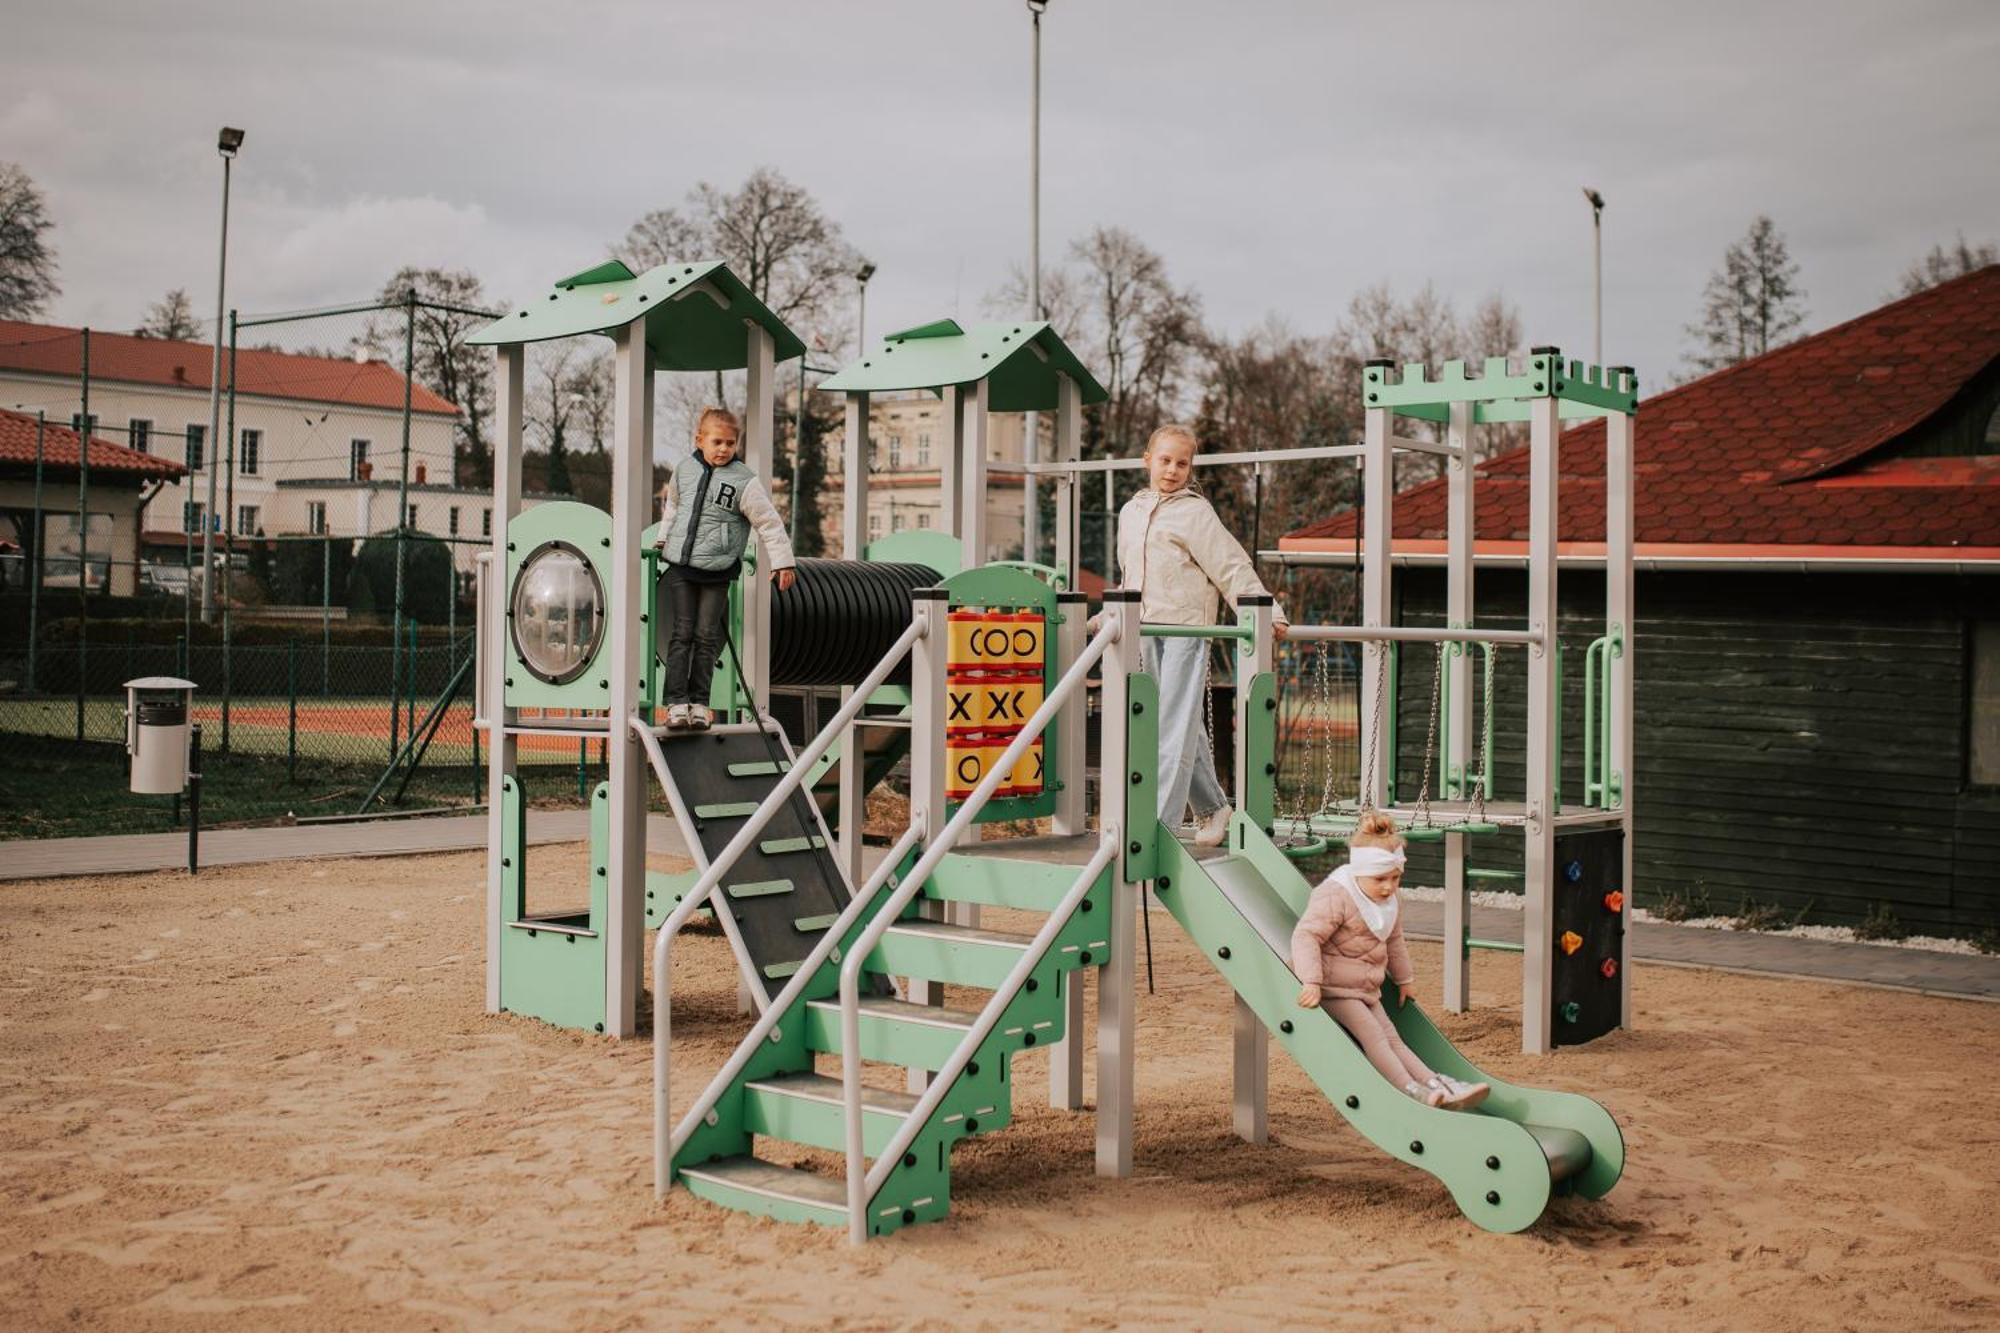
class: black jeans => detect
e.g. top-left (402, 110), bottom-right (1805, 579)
top-left (663, 565), bottom-right (730, 706)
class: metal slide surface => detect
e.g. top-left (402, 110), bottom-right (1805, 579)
top-left (1155, 818), bottom-right (1624, 1233)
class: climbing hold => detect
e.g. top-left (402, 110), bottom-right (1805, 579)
top-left (1560, 930), bottom-right (1583, 956)
top-left (1603, 890), bottom-right (1625, 913)
top-left (1565, 860), bottom-right (1584, 883)
top-left (1600, 957), bottom-right (1619, 979)
top-left (1560, 1001), bottom-right (1581, 1023)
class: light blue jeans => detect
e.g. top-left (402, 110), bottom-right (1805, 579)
top-left (1146, 636), bottom-right (1228, 827)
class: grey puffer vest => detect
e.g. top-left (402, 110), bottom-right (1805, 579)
top-left (663, 455), bottom-right (755, 573)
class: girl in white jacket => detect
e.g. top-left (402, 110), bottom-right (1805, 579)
top-left (1116, 424), bottom-right (1288, 846)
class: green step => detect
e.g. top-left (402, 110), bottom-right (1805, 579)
top-left (678, 1157), bottom-right (846, 1228)
top-left (792, 913), bottom-right (840, 932)
top-left (865, 920), bottom-right (1036, 989)
top-left (928, 848), bottom-right (1097, 912)
top-left (763, 960), bottom-right (803, 980)
top-left (726, 878), bottom-right (793, 899)
top-left (741, 1072), bottom-right (921, 1157)
top-left (728, 760), bottom-right (788, 778)
top-left (762, 835), bottom-right (827, 855)
top-left (696, 801), bottom-right (761, 819)
top-left (803, 995), bottom-right (979, 1069)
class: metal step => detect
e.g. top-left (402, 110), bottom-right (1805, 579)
top-left (868, 919), bottom-right (1036, 988)
top-left (743, 1072), bottom-right (921, 1157)
top-left (804, 994), bottom-right (981, 1068)
top-left (678, 1156), bottom-right (848, 1227)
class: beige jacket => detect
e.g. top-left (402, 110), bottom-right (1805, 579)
top-left (1116, 487), bottom-right (1286, 626)
top-left (1290, 874), bottom-right (1416, 1001)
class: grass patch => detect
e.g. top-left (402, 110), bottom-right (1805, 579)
top-left (1853, 902), bottom-right (1908, 942)
top-left (1732, 895), bottom-right (1813, 933)
top-left (1651, 884), bottom-right (1711, 923)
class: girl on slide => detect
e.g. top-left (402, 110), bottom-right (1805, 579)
top-left (1291, 812), bottom-right (1489, 1110)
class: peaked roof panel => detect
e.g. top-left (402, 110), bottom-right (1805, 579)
top-left (820, 320), bottom-right (1107, 410)
top-left (468, 260), bottom-right (807, 368)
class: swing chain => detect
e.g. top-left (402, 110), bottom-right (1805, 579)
top-left (1468, 641), bottom-right (1492, 826)
top-left (1358, 642), bottom-right (1389, 814)
top-left (1414, 640), bottom-right (1444, 827)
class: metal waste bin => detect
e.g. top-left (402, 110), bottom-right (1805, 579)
top-left (125, 676), bottom-right (197, 794)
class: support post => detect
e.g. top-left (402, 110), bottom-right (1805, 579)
top-left (1096, 589), bottom-right (1142, 1177)
top-left (1051, 372), bottom-right (1082, 584)
top-left (1443, 399), bottom-right (1475, 1014)
top-left (1521, 378), bottom-right (1562, 1055)
top-left (1048, 588), bottom-right (1089, 1110)
top-left (1359, 377), bottom-right (1395, 808)
top-left (605, 322), bottom-right (652, 1037)
top-left (939, 385), bottom-right (965, 546)
top-left (836, 391), bottom-right (872, 889)
top-left (741, 323), bottom-right (776, 713)
top-left (1605, 390), bottom-right (1637, 1028)
top-left (485, 344), bottom-right (524, 1014)
top-left (1232, 592), bottom-right (1275, 1142)
top-left (906, 587), bottom-right (949, 1090)
top-left (958, 379), bottom-right (990, 563)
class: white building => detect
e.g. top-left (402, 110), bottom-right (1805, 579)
top-left (0, 320), bottom-right (511, 571)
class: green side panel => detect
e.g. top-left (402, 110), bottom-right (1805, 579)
top-left (495, 777), bottom-right (608, 1033)
top-left (1157, 821), bottom-right (1626, 1232)
top-left (1242, 671), bottom-right (1278, 831)
top-left (468, 258), bottom-right (809, 367)
top-left (864, 527), bottom-right (961, 575)
top-left (928, 850), bottom-right (1093, 912)
top-left (1123, 672), bottom-right (1160, 881)
top-left (502, 501), bottom-right (616, 712)
top-left (820, 320), bottom-right (1108, 411)
top-left (645, 866), bottom-right (699, 929)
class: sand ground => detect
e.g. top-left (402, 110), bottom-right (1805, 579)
top-left (2, 845), bottom-right (1996, 1331)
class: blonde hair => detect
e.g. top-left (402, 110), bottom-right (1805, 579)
top-left (1144, 422), bottom-right (1199, 456)
top-left (696, 407), bottom-right (741, 436)
top-left (1347, 810), bottom-right (1405, 852)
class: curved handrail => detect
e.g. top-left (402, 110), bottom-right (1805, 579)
top-left (642, 617), bottom-right (923, 1198)
top-left (839, 616), bottom-right (1119, 1242)
top-left (983, 559), bottom-right (1069, 591)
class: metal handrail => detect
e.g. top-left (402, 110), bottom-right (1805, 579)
top-left (1139, 623), bottom-right (1254, 641)
top-left (1288, 623), bottom-right (1540, 647)
top-left (847, 832), bottom-right (1116, 1243)
top-left (641, 617), bottom-right (924, 1197)
top-left (839, 616), bottom-right (1119, 1242)
top-left (658, 823), bottom-right (925, 1194)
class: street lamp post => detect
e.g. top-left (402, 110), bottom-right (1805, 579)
top-left (1023, 0), bottom-right (1048, 564)
top-left (200, 126), bottom-right (244, 624)
top-left (1582, 187), bottom-right (1605, 366)
top-left (855, 261), bottom-right (876, 353)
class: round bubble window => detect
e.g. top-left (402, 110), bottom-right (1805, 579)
top-left (510, 541), bottom-right (605, 685)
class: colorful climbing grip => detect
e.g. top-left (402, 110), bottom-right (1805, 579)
top-left (1560, 930), bottom-right (1583, 955)
top-left (1599, 957), bottom-right (1618, 979)
top-left (1565, 860), bottom-right (1584, 883)
top-left (1560, 1001), bottom-right (1581, 1023)
top-left (1603, 890), bottom-right (1625, 913)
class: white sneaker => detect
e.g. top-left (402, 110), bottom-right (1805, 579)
top-left (1427, 1074), bottom-right (1490, 1111)
top-left (666, 703), bottom-right (691, 730)
top-left (1404, 1080), bottom-right (1446, 1108)
top-left (1194, 806), bottom-right (1232, 847)
top-left (688, 704), bottom-right (713, 731)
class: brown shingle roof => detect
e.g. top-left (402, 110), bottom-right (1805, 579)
top-left (0, 407), bottom-right (185, 480)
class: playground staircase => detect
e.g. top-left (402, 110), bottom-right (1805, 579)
top-left (670, 834), bottom-right (1114, 1235)
top-left (1154, 816), bottom-right (1624, 1233)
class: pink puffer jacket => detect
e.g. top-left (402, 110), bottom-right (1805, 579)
top-left (1290, 876), bottom-right (1415, 1001)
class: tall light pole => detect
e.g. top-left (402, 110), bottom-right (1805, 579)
top-left (1583, 187), bottom-right (1604, 366)
top-left (201, 126), bottom-right (245, 623)
top-left (1023, 0), bottom-right (1047, 563)
top-left (855, 261), bottom-right (876, 352)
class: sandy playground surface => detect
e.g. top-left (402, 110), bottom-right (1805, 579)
top-left (3, 845), bottom-right (1997, 1331)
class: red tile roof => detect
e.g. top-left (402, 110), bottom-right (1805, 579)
top-left (1284, 265), bottom-right (2000, 556)
top-left (0, 320), bottom-right (459, 417)
top-left (0, 407), bottom-right (186, 480)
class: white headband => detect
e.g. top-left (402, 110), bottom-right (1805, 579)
top-left (1349, 844), bottom-right (1406, 877)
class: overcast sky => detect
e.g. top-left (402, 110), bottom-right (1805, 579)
top-left (6, 0), bottom-right (1997, 396)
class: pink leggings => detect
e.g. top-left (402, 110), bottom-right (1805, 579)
top-left (1322, 996), bottom-right (1437, 1088)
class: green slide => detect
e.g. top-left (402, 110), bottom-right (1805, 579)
top-left (1155, 817), bottom-right (1624, 1233)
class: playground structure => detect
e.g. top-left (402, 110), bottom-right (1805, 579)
top-left (466, 260), bottom-right (1633, 1236)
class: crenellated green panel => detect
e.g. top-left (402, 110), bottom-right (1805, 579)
top-left (1362, 352), bottom-right (1637, 416)
top-left (1241, 671), bottom-right (1278, 831)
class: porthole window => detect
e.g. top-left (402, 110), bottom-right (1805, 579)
top-left (510, 541), bottom-right (605, 685)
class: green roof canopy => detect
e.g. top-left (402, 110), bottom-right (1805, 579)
top-left (819, 319), bottom-right (1107, 411)
top-left (468, 259), bottom-right (806, 369)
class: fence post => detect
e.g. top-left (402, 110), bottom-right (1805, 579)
top-left (321, 535), bottom-right (332, 694)
top-left (407, 616), bottom-right (418, 741)
top-left (288, 637), bottom-right (299, 782)
top-left (221, 601), bottom-right (232, 754)
top-left (176, 633), bottom-right (187, 679)
top-left (27, 411), bottom-right (43, 694)
top-left (76, 327), bottom-right (90, 744)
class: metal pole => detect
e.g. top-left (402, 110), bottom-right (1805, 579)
top-left (321, 536), bottom-right (331, 693)
top-left (187, 722), bottom-right (202, 874)
top-left (392, 289), bottom-right (416, 765)
top-left (201, 151), bottom-right (232, 624)
top-left (1022, 0), bottom-right (1045, 564)
top-left (76, 330), bottom-right (89, 743)
top-left (221, 311), bottom-right (237, 754)
top-left (27, 411), bottom-right (43, 693)
top-left (288, 638), bottom-right (298, 782)
top-left (1584, 188), bottom-right (1605, 367)
top-left (791, 355), bottom-right (805, 545)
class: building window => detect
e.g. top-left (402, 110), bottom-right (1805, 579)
top-left (868, 511), bottom-right (883, 538)
top-left (351, 439), bottom-right (370, 480)
top-left (482, 508), bottom-right (492, 537)
top-left (887, 434), bottom-right (902, 469)
top-left (916, 431), bottom-right (931, 467)
top-left (183, 501), bottom-right (205, 534)
top-left (406, 503), bottom-right (418, 529)
top-left (917, 511), bottom-right (932, 530)
top-left (237, 504), bottom-right (259, 535)
top-left (307, 501), bottom-right (327, 535)
top-left (185, 424), bottom-right (205, 472)
top-left (1973, 622), bottom-right (2000, 786)
top-left (449, 505), bottom-right (460, 536)
top-left (70, 412), bottom-right (96, 438)
top-left (129, 419), bottom-right (152, 454)
top-left (892, 511), bottom-right (907, 532)
top-left (239, 428), bottom-right (261, 476)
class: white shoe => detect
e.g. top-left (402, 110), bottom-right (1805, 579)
top-left (1427, 1074), bottom-right (1490, 1110)
top-left (688, 704), bottom-right (713, 731)
top-left (666, 703), bottom-right (691, 730)
top-left (1194, 806), bottom-right (1232, 848)
top-left (1404, 1080), bottom-right (1446, 1108)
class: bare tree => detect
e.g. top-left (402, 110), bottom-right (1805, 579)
top-left (1062, 227), bottom-right (1207, 458)
top-left (0, 161), bottom-right (59, 319)
top-left (567, 349), bottom-right (614, 451)
top-left (365, 268), bottom-right (497, 485)
top-left (1683, 215), bottom-right (1807, 377)
top-left (137, 288), bottom-right (199, 340)
top-left (1896, 233), bottom-right (1999, 297)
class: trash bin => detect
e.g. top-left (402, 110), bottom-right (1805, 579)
top-left (125, 676), bottom-right (197, 795)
